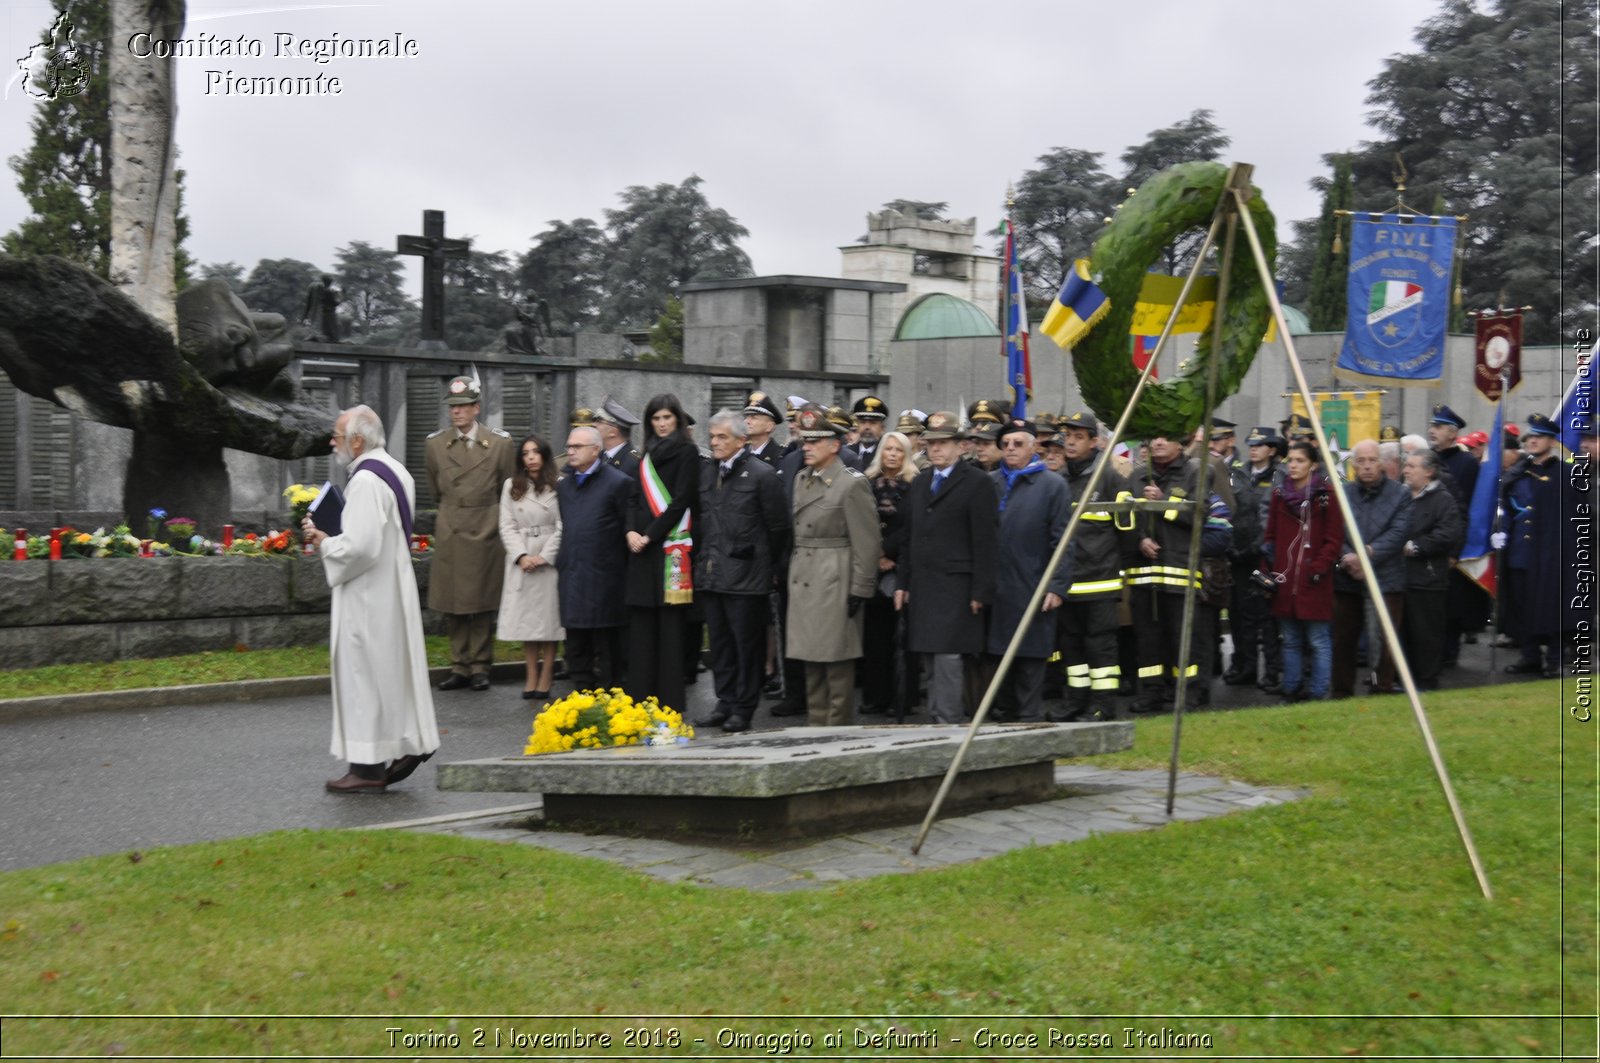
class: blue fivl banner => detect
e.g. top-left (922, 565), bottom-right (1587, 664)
top-left (1336, 213), bottom-right (1458, 385)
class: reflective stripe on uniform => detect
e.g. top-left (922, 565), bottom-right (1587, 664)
top-left (1137, 664), bottom-right (1164, 678)
top-left (1068, 578), bottom-right (1123, 596)
top-left (1169, 663), bottom-right (1199, 677)
top-left (1065, 663), bottom-right (1091, 689)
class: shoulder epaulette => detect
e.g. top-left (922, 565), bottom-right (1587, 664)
top-left (426, 427), bottom-right (448, 439)
top-left (490, 426), bottom-right (511, 438)
top-left (844, 466), bottom-right (865, 479)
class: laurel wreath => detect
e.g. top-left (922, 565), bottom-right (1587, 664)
top-left (1073, 161), bottom-right (1277, 440)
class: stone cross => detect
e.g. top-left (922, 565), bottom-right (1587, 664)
top-left (396, 209), bottom-right (470, 343)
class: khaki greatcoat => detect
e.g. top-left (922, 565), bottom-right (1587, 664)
top-left (425, 422), bottom-right (518, 614)
top-left (785, 460), bottom-right (880, 662)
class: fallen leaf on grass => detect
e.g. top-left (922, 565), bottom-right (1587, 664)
top-left (127, 852), bottom-right (142, 863)
top-left (40, 969), bottom-right (58, 982)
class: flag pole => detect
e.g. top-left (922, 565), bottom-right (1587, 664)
top-left (1231, 185), bottom-right (1493, 899)
top-left (1002, 185), bottom-right (1015, 402)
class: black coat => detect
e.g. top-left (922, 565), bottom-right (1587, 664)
top-left (899, 461), bottom-right (998, 655)
top-left (693, 450), bottom-right (790, 596)
top-left (625, 436), bottom-right (701, 607)
top-left (987, 466), bottom-right (1073, 658)
top-left (554, 460), bottom-right (634, 628)
top-left (1403, 481), bottom-right (1464, 592)
top-left (1503, 454), bottom-right (1582, 637)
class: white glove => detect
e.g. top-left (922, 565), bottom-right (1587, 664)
top-left (1490, 531), bottom-right (1507, 550)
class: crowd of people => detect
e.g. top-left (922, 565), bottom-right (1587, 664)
top-left (302, 379), bottom-right (1597, 788)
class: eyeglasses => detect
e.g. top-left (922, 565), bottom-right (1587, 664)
top-left (1000, 439), bottom-right (1033, 449)
top-left (565, 443), bottom-right (597, 451)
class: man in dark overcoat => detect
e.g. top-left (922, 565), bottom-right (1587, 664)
top-left (425, 376), bottom-right (518, 690)
top-left (1499, 413), bottom-right (1582, 677)
top-left (554, 424), bottom-right (633, 689)
top-left (894, 411), bottom-right (998, 723)
top-left (693, 410), bottom-right (790, 732)
top-left (985, 418), bottom-right (1072, 722)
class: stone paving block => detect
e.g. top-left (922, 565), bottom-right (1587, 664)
top-left (699, 861), bottom-right (804, 889)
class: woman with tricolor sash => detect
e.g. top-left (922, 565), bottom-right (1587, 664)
top-left (624, 393), bottom-right (700, 715)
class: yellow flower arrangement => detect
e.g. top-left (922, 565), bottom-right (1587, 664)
top-left (524, 687), bottom-right (694, 755)
top-left (282, 483), bottom-right (321, 526)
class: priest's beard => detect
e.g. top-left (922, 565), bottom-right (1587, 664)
top-left (333, 441), bottom-right (355, 467)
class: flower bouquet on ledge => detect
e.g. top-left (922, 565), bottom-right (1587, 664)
top-left (524, 688), bottom-right (693, 756)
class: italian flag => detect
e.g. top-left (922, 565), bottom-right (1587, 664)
top-left (1367, 281), bottom-right (1421, 321)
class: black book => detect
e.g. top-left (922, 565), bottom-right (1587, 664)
top-left (308, 481), bottom-right (345, 536)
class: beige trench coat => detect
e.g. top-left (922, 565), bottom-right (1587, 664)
top-left (425, 423), bottom-right (518, 614)
top-left (496, 481), bottom-right (564, 642)
top-left (785, 461), bottom-right (880, 662)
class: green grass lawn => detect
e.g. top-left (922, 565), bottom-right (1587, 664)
top-left (0, 639), bottom-right (526, 700)
top-left (0, 684), bottom-right (1592, 1057)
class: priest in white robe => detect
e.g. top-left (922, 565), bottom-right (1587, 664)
top-left (301, 405), bottom-right (440, 793)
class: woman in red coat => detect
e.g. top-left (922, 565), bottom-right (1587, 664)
top-left (1261, 440), bottom-right (1345, 701)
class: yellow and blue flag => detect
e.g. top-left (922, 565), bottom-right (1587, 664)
top-left (1039, 259), bottom-right (1109, 350)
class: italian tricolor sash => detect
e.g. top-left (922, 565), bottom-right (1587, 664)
top-left (640, 453), bottom-right (693, 604)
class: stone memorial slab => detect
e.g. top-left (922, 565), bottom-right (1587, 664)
top-left (437, 722), bottom-right (1132, 837)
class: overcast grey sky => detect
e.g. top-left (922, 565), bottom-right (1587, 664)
top-left (2, 0), bottom-right (1445, 294)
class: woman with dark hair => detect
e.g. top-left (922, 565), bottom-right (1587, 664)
top-left (1259, 439), bottom-right (1343, 702)
top-left (498, 434), bottom-right (563, 701)
top-left (623, 393), bottom-right (700, 713)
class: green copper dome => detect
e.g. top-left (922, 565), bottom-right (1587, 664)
top-left (894, 293), bottom-right (1000, 340)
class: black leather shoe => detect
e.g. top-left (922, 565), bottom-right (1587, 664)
top-left (769, 701), bottom-right (806, 717)
top-left (325, 772), bottom-right (386, 793)
top-left (470, 673), bottom-right (491, 691)
top-left (721, 715), bottom-right (749, 733)
top-left (438, 674), bottom-right (470, 691)
top-left (1504, 660), bottom-right (1544, 675)
top-left (695, 712), bottom-right (729, 728)
top-left (384, 752), bottom-right (434, 785)
top-left (761, 676), bottom-right (784, 698)
top-left (1222, 669), bottom-right (1257, 686)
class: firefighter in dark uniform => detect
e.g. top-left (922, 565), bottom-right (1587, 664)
top-left (1049, 411), bottom-right (1135, 721)
top-left (1126, 431), bottom-right (1209, 714)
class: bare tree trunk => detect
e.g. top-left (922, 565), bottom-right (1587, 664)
top-left (108, 0), bottom-right (184, 334)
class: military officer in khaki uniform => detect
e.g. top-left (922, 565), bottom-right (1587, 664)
top-left (785, 404), bottom-right (881, 726)
top-left (425, 376), bottom-right (518, 690)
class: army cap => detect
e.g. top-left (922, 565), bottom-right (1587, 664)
top-left (594, 395), bottom-right (639, 428)
top-left (825, 405), bottom-right (853, 431)
top-left (1282, 413), bottom-right (1314, 438)
top-left (743, 391), bottom-right (782, 421)
top-left (570, 407), bottom-right (596, 427)
top-left (1247, 425), bottom-right (1282, 447)
top-left (1059, 410), bottom-right (1099, 437)
top-left (795, 403), bottom-right (845, 439)
top-left (852, 395), bottom-right (889, 421)
top-left (967, 398), bottom-right (1004, 425)
top-left (785, 395), bottom-right (808, 421)
top-left (1429, 403), bottom-right (1466, 429)
top-left (444, 375), bottom-right (480, 406)
top-left (1209, 417), bottom-right (1237, 439)
top-left (896, 410), bottom-right (927, 435)
top-left (968, 422), bottom-right (1003, 443)
top-left (921, 411), bottom-right (963, 440)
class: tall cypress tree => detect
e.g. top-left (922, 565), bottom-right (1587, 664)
top-left (1306, 155), bottom-right (1352, 331)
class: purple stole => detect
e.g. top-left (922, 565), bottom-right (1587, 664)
top-left (356, 460), bottom-right (414, 540)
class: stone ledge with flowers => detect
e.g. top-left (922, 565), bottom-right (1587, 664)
top-left (439, 715), bottom-right (1134, 838)
top-left (0, 489), bottom-right (440, 670)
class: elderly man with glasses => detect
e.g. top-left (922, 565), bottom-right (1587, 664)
top-left (553, 424), bottom-right (635, 691)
